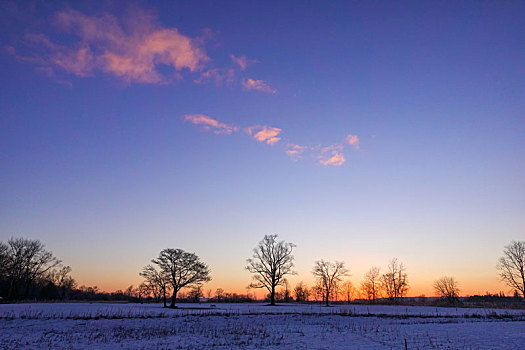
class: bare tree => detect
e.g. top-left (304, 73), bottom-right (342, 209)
top-left (152, 248), bottom-right (211, 308)
top-left (137, 283), bottom-right (151, 303)
top-left (140, 264), bottom-right (171, 307)
top-left (497, 240), bottom-right (525, 298)
top-left (360, 266), bottom-right (381, 302)
top-left (47, 265), bottom-right (76, 300)
top-left (294, 282), bottom-right (310, 302)
top-left (215, 288), bottom-right (224, 301)
top-left (341, 280), bottom-right (355, 304)
top-left (3, 238), bottom-right (61, 300)
top-left (312, 260), bottom-right (348, 306)
top-left (246, 234), bottom-right (296, 306)
top-left (433, 276), bottom-right (460, 303)
top-left (380, 258), bottom-right (409, 302)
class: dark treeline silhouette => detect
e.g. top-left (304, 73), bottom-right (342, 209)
top-left (3, 236), bottom-right (524, 308)
top-left (0, 237), bottom-right (74, 301)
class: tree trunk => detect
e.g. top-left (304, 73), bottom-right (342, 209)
top-left (270, 285), bottom-right (275, 305)
top-left (325, 291), bottom-right (330, 307)
top-left (170, 289), bottom-right (177, 308)
top-left (163, 289), bottom-right (167, 308)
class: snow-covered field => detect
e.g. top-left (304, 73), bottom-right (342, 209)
top-left (1, 303), bottom-right (524, 349)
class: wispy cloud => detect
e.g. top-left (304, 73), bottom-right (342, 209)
top-left (230, 54), bottom-right (256, 71)
top-left (345, 134), bottom-right (360, 150)
top-left (194, 68), bottom-right (235, 85)
top-left (15, 9), bottom-right (210, 84)
top-left (184, 114), bottom-right (361, 166)
top-left (242, 78), bottom-right (277, 94)
top-left (184, 114), bottom-right (238, 134)
top-left (245, 125), bottom-right (282, 145)
top-left (285, 144), bottom-right (307, 160)
top-left (319, 144), bottom-right (345, 166)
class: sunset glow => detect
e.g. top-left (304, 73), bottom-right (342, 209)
top-left (1, 1), bottom-right (524, 300)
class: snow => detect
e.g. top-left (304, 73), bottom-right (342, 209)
top-left (1, 303), bottom-right (524, 349)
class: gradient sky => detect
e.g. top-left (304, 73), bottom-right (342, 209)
top-left (1, 1), bottom-right (524, 297)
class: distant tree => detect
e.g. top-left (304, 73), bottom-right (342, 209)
top-left (497, 240), bottom-right (525, 298)
top-left (294, 282), bottom-right (310, 302)
top-left (341, 280), bottom-right (355, 304)
top-left (152, 248), bottom-right (211, 308)
top-left (280, 279), bottom-right (293, 302)
top-left (47, 265), bottom-right (76, 300)
top-left (188, 286), bottom-right (203, 303)
top-left (310, 283), bottom-right (324, 302)
top-left (433, 276), bottom-right (460, 303)
top-left (360, 266), bottom-right (381, 302)
top-left (1, 237), bottom-right (61, 300)
top-left (215, 288), bottom-right (224, 301)
top-left (140, 264), bottom-right (170, 307)
top-left (246, 234), bottom-right (296, 306)
top-left (380, 258), bottom-right (409, 302)
top-left (137, 283), bottom-right (150, 303)
top-left (312, 260), bottom-right (348, 306)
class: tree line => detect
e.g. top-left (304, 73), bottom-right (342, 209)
top-left (139, 234), bottom-right (525, 307)
top-left (1, 236), bottom-right (524, 306)
top-left (0, 238), bottom-right (75, 301)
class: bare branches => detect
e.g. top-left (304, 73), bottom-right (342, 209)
top-left (497, 241), bottom-right (525, 298)
top-left (380, 258), bottom-right (409, 302)
top-left (152, 248), bottom-right (211, 308)
top-left (433, 276), bottom-right (460, 303)
top-left (2, 237), bottom-right (61, 300)
top-left (312, 260), bottom-right (348, 306)
top-left (360, 266), bottom-right (381, 302)
top-left (246, 234), bottom-right (296, 305)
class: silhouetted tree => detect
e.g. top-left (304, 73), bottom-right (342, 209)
top-left (140, 264), bottom-right (170, 307)
top-left (152, 248), bottom-right (211, 308)
top-left (188, 286), bottom-right (203, 302)
top-left (294, 282), bottom-right (310, 302)
top-left (341, 280), bottom-right (355, 304)
top-left (47, 265), bottom-right (76, 300)
top-left (1, 237), bottom-right (61, 300)
top-left (380, 258), bottom-right (409, 302)
top-left (312, 260), bottom-right (348, 306)
top-left (433, 276), bottom-right (460, 303)
top-left (246, 234), bottom-right (296, 306)
top-left (215, 288), bottom-right (224, 301)
top-left (360, 266), bottom-right (381, 302)
top-left (497, 240), bottom-right (525, 298)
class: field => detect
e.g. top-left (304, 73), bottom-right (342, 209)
top-left (1, 303), bottom-right (524, 349)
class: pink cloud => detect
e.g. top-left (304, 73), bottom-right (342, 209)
top-left (230, 54), bottom-right (256, 71)
top-left (285, 144), bottom-right (307, 159)
top-left (18, 9), bottom-right (210, 84)
top-left (319, 145), bottom-right (345, 166)
top-left (245, 125), bottom-right (282, 145)
top-left (184, 114), bottom-right (238, 135)
top-left (241, 78), bottom-right (276, 94)
top-left (345, 134), bottom-right (360, 150)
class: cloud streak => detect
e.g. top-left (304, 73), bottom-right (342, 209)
top-left (185, 114), bottom-right (361, 166)
top-left (242, 78), bottom-right (277, 94)
top-left (285, 144), bottom-right (307, 160)
top-left (319, 145), bottom-right (346, 166)
top-left (184, 114), bottom-right (239, 134)
top-left (230, 54), bottom-right (256, 71)
top-left (245, 125), bottom-right (282, 145)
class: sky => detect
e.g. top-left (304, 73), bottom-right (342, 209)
top-left (1, 0), bottom-right (524, 298)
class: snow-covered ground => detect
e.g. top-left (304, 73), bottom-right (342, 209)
top-left (1, 303), bottom-right (524, 349)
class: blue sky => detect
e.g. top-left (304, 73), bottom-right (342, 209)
top-left (1, 1), bottom-right (524, 295)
